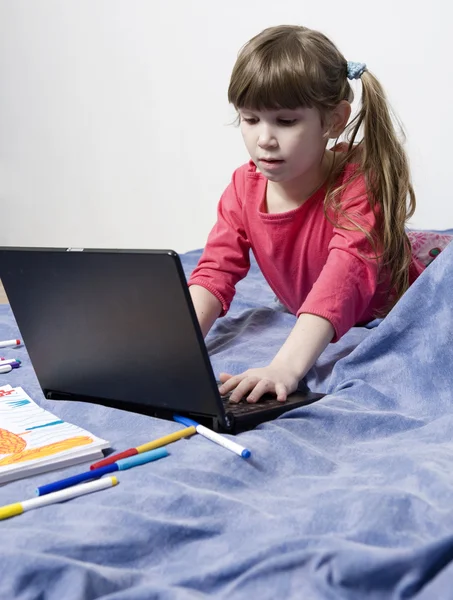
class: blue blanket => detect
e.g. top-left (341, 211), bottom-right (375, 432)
top-left (1, 243), bottom-right (453, 599)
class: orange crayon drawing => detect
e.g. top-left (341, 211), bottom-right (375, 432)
top-left (0, 428), bottom-right (93, 466)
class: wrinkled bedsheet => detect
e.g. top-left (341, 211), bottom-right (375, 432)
top-left (1, 236), bottom-right (453, 599)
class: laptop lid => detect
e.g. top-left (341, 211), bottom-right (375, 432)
top-left (0, 247), bottom-right (230, 430)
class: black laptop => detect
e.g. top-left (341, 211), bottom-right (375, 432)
top-left (0, 248), bottom-right (324, 432)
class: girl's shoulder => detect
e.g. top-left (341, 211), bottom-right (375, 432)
top-left (328, 144), bottom-right (372, 214)
top-left (331, 142), bottom-right (361, 166)
top-left (330, 142), bottom-right (364, 186)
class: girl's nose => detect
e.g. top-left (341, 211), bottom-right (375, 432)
top-left (257, 126), bottom-right (278, 149)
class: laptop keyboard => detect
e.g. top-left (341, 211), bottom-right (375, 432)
top-left (220, 391), bottom-right (303, 416)
top-left (215, 379), bottom-right (321, 420)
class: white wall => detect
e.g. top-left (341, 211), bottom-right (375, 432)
top-left (0, 0), bottom-right (451, 253)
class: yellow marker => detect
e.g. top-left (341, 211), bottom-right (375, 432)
top-left (90, 426), bottom-right (196, 470)
top-left (136, 426), bottom-right (196, 453)
top-left (0, 502), bottom-right (23, 520)
top-left (0, 475), bottom-right (118, 520)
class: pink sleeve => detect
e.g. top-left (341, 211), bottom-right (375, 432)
top-left (188, 170), bottom-right (251, 316)
top-left (297, 174), bottom-right (380, 342)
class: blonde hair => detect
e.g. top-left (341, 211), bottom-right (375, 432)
top-left (228, 25), bottom-right (416, 309)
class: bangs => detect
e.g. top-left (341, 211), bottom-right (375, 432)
top-left (228, 48), bottom-right (320, 111)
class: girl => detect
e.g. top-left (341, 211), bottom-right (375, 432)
top-left (188, 24), bottom-right (425, 404)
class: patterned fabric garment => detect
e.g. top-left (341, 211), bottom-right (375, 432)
top-left (408, 230), bottom-right (453, 266)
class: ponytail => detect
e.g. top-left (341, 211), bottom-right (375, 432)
top-left (343, 71), bottom-right (416, 305)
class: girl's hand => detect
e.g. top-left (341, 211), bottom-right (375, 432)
top-left (218, 363), bottom-right (300, 403)
top-left (218, 315), bottom-right (334, 404)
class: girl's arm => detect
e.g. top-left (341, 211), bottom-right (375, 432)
top-left (188, 167), bottom-right (251, 320)
top-left (190, 285), bottom-right (222, 338)
top-left (218, 313), bottom-right (334, 403)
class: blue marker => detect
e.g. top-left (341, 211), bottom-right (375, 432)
top-left (173, 415), bottom-right (251, 459)
top-left (35, 447), bottom-right (169, 496)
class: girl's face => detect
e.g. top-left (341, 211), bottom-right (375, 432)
top-left (239, 107), bottom-right (328, 183)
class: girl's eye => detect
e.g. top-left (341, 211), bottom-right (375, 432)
top-left (242, 117), bottom-right (258, 125)
top-left (277, 119), bottom-right (297, 126)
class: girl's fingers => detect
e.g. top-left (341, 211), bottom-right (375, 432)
top-left (246, 379), bottom-right (274, 403)
top-left (275, 382), bottom-right (288, 402)
top-left (218, 372), bottom-right (233, 383)
top-left (228, 377), bottom-right (259, 403)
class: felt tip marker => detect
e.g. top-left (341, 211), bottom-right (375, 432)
top-left (173, 415), bottom-right (251, 459)
top-left (36, 447), bottom-right (169, 496)
top-left (0, 339), bottom-right (21, 349)
top-left (0, 359), bottom-right (21, 366)
top-left (0, 364), bottom-right (20, 374)
top-left (90, 426), bottom-right (195, 470)
top-left (0, 476), bottom-right (118, 520)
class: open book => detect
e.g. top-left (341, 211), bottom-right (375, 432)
top-left (0, 385), bottom-right (109, 484)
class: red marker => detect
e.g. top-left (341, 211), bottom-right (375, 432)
top-left (91, 448), bottom-right (138, 470)
top-left (0, 339), bottom-right (21, 349)
top-left (90, 426), bottom-right (196, 470)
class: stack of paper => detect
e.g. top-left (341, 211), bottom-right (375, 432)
top-left (0, 385), bottom-right (109, 484)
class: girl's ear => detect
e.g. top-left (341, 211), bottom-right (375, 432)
top-left (324, 101), bottom-right (351, 139)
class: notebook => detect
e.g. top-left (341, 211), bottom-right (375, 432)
top-left (0, 385), bottom-right (109, 484)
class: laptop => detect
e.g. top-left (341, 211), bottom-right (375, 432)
top-left (0, 248), bottom-right (325, 432)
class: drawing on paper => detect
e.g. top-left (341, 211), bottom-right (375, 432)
top-left (0, 427), bottom-right (93, 466)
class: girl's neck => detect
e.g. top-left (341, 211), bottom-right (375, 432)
top-left (266, 151), bottom-right (334, 213)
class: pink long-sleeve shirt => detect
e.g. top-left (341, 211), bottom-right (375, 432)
top-left (188, 157), bottom-right (424, 342)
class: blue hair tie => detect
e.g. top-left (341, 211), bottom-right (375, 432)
top-left (347, 61), bottom-right (367, 80)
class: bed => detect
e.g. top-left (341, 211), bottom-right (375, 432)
top-left (1, 230), bottom-right (453, 599)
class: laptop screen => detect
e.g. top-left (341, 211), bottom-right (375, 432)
top-left (0, 248), bottom-right (226, 426)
